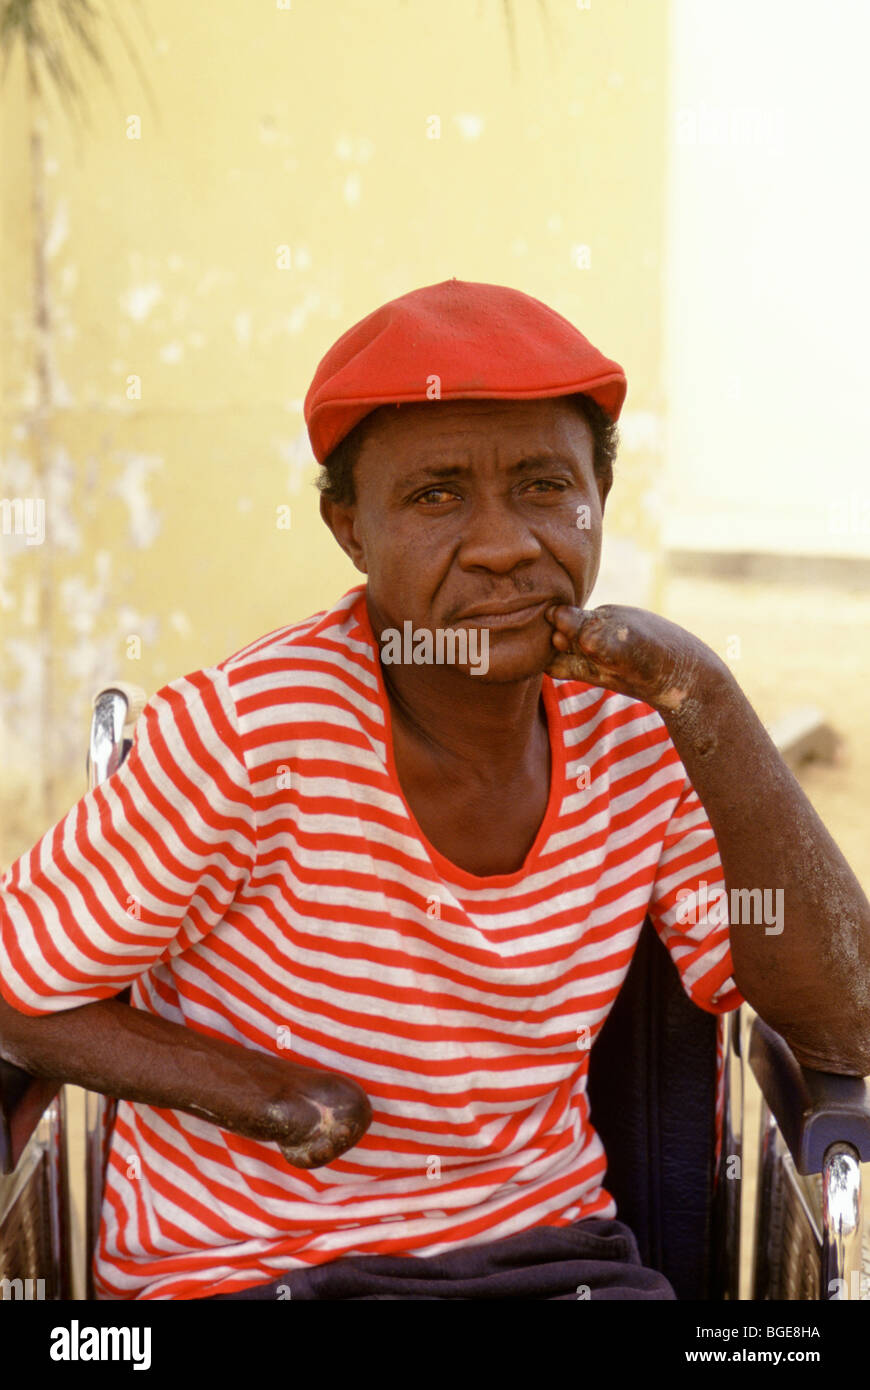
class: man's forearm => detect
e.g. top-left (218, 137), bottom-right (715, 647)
top-left (660, 663), bottom-right (870, 1075)
top-left (0, 992), bottom-right (371, 1167)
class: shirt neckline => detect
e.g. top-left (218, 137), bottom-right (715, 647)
top-left (351, 588), bottom-right (567, 891)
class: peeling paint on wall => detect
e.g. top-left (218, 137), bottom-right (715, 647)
top-left (110, 453), bottom-right (163, 548)
top-left (120, 283), bottom-right (163, 321)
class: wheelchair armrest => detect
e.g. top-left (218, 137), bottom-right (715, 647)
top-left (748, 1013), bottom-right (870, 1175)
top-left (0, 1057), bottom-right (61, 1175)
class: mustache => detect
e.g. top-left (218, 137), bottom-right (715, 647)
top-left (446, 585), bottom-right (575, 621)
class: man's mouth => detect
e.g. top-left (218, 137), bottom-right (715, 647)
top-left (453, 598), bottom-right (553, 630)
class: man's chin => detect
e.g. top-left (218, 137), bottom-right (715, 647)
top-left (458, 628), bottom-right (556, 685)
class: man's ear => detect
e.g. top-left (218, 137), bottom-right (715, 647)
top-left (319, 494), bottom-right (367, 574)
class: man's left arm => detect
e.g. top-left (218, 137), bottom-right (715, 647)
top-left (547, 602), bottom-right (870, 1076)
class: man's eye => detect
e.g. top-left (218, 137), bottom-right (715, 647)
top-left (524, 479), bottom-right (568, 494)
top-left (415, 487), bottom-right (457, 504)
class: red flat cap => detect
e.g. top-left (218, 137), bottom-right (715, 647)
top-left (304, 278), bottom-right (627, 464)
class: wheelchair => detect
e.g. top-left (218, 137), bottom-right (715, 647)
top-left (2, 683), bottom-right (870, 1301)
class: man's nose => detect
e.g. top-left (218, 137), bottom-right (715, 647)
top-left (456, 495), bottom-right (543, 572)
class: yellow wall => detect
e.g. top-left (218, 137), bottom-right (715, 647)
top-left (0, 0), bottom-right (669, 860)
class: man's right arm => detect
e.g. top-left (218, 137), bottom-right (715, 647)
top-left (0, 992), bottom-right (372, 1169)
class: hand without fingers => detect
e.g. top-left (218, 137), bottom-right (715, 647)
top-left (277, 1074), bottom-right (372, 1169)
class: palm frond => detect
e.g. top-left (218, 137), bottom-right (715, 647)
top-left (502, 0), bottom-right (552, 76)
top-left (0, 0), bottom-right (156, 124)
top-left (501, 0), bottom-right (518, 74)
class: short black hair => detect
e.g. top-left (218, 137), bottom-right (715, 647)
top-left (316, 393), bottom-right (619, 507)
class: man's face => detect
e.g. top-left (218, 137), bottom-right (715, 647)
top-left (321, 397), bottom-right (606, 684)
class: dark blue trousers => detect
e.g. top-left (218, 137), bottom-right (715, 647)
top-left (203, 1216), bottom-right (677, 1300)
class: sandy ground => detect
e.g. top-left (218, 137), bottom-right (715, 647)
top-left (37, 571), bottom-right (870, 1297)
top-left (660, 570), bottom-right (870, 892)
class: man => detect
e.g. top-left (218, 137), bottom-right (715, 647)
top-left (2, 279), bottom-right (869, 1301)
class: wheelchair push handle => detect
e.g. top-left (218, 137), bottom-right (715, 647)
top-left (87, 682), bottom-right (146, 788)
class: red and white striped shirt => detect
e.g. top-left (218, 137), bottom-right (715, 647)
top-left (0, 584), bottom-right (742, 1300)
